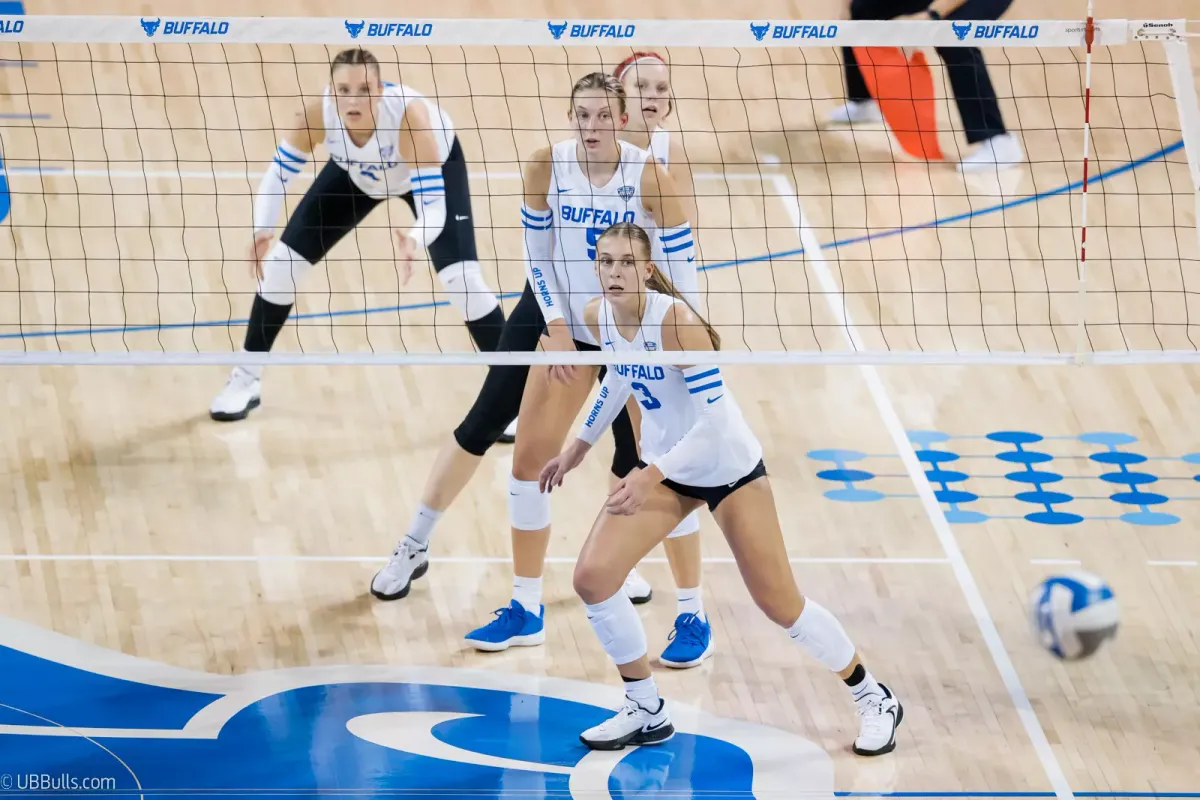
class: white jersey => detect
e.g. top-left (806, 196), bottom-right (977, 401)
top-left (648, 127), bottom-right (671, 168)
top-left (598, 291), bottom-right (763, 487)
top-left (547, 138), bottom-right (653, 345)
top-left (322, 82), bottom-right (455, 199)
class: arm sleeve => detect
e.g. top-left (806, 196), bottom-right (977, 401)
top-left (407, 165), bottom-right (447, 249)
top-left (522, 205), bottom-right (566, 324)
top-left (577, 369), bottom-right (634, 446)
top-left (651, 365), bottom-right (726, 481)
top-left (652, 222), bottom-right (700, 308)
top-left (252, 141), bottom-right (309, 233)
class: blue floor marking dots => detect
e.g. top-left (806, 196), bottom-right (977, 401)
top-left (0, 139), bottom-right (1185, 339)
top-left (809, 430), bottom-right (1192, 526)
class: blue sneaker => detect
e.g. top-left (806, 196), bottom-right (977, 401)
top-left (659, 612), bottom-right (714, 668)
top-left (465, 600), bottom-right (546, 652)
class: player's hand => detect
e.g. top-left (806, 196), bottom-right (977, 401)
top-left (539, 439), bottom-right (591, 493)
top-left (540, 321), bottom-right (578, 383)
top-left (393, 230), bottom-right (417, 286)
top-left (895, 11), bottom-right (931, 20)
top-left (248, 230), bottom-right (274, 280)
top-left (605, 467), bottom-right (650, 516)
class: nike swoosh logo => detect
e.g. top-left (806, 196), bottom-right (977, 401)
top-left (603, 341), bottom-right (614, 347)
top-left (557, 187), bottom-right (569, 193)
top-left (643, 719), bottom-right (670, 732)
top-left (347, 712), bottom-right (573, 775)
top-left (707, 395), bottom-right (722, 404)
top-left (687, 256), bottom-right (695, 262)
top-left (423, 199), bottom-right (436, 206)
top-left (455, 215), bottom-right (469, 221)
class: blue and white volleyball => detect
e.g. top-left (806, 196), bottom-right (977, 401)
top-left (1029, 572), bottom-right (1119, 660)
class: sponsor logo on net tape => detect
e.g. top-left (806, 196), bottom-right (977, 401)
top-left (548, 21), bottom-right (636, 40)
top-left (1133, 20), bottom-right (1181, 40)
top-left (344, 20), bottom-right (434, 39)
top-left (750, 22), bottom-right (837, 41)
top-left (951, 21), bottom-right (1039, 40)
top-left (140, 18), bottom-right (231, 37)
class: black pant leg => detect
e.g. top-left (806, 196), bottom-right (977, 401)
top-left (935, 45), bottom-right (1008, 143)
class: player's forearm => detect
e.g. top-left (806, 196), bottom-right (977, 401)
top-left (521, 206), bottom-right (565, 324)
top-left (252, 142), bottom-right (309, 233)
top-left (577, 372), bottom-right (633, 445)
top-left (927, 0), bottom-right (967, 18)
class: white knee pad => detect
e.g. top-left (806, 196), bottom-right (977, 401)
top-left (667, 510), bottom-right (701, 539)
top-left (584, 589), bottom-right (648, 665)
top-left (257, 242), bottom-right (311, 306)
top-left (438, 260), bottom-right (500, 322)
top-left (508, 476), bottom-right (551, 531)
top-left (787, 598), bottom-right (857, 673)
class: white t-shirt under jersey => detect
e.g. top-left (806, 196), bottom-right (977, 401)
top-left (322, 82), bottom-right (455, 199)
top-left (648, 127), bottom-right (671, 168)
top-left (546, 138), bottom-right (653, 345)
top-left (598, 291), bottom-right (763, 487)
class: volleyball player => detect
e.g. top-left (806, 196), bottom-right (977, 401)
top-left (210, 47), bottom-right (511, 440)
top-left (539, 222), bottom-right (902, 756)
top-left (613, 51), bottom-right (712, 667)
top-left (371, 74), bottom-right (706, 665)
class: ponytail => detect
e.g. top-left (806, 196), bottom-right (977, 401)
top-left (645, 264), bottom-right (720, 350)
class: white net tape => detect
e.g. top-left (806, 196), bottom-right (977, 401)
top-left (0, 16), bottom-right (1195, 365)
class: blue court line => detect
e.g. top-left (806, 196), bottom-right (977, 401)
top-left (0, 139), bottom-right (1185, 341)
top-left (836, 794), bottom-right (1200, 798)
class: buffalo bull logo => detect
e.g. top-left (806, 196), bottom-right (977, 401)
top-left (140, 17), bottom-right (161, 36)
top-left (345, 19), bottom-right (365, 38)
top-left (750, 22), bottom-right (770, 41)
top-left (547, 21), bottom-right (568, 39)
top-left (952, 21), bottom-right (971, 40)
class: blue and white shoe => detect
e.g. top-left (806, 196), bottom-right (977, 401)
top-left (659, 612), bottom-right (714, 668)
top-left (465, 600), bottom-right (546, 652)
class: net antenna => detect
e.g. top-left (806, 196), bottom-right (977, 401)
top-left (0, 16), bottom-right (1197, 366)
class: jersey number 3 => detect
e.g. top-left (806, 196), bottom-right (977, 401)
top-left (630, 382), bottom-right (661, 410)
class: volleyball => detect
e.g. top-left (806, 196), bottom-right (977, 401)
top-left (1029, 573), bottom-right (1119, 660)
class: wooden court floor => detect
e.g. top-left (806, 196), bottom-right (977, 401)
top-left (0, 0), bottom-right (1197, 796)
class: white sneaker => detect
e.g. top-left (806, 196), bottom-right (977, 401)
top-left (853, 683), bottom-right (903, 756)
top-left (370, 538), bottom-right (430, 601)
top-left (580, 698), bottom-right (674, 751)
top-left (958, 133), bottom-right (1024, 172)
top-left (827, 100), bottom-right (884, 125)
top-left (497, 418), bottom-right (517, 445)
top-left (209, 367), bottom-right (261, 422)
top-left (623, 567), bottom-right (653, 605)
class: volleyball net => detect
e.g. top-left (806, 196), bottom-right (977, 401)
top-left (0, 16), bottom-right (1195, 365)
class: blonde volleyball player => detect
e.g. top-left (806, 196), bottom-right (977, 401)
top-left (540, 222), bottom-right (903, 755)
top-left (611, 51), bottom-right (711, 666)
top-left (210, 47), bottom-right (511, 439)
top-left (370, 74), bottom-right (706, 668)
top-left (457, 73), bottom-right (704, 658)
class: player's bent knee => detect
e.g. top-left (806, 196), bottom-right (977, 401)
top-left (438, 260), bottom-right (499, 322)
top-left (667, 510), bottom-right (701, 538)
top-left (508, 476), bottom-right (551, 531)
top-left (573, 557), bottom-right (623, 605)
top-left (258, 242), bottom-right (311, 306)
top-left (512, 441), bottom-right (555, 481)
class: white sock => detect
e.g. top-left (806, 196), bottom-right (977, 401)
top-left (676, 586), bottom-right (704, 620)
top-left (512, 575), bottom-right (543, 616)
top-left (405, 504), bottom-right (442, 547)
top-left (847, 665), bottom-right (884, 703)
top-left (623, 675), bottom-right (661, 711)
top-left (240, 361), bottom-right (263, 380)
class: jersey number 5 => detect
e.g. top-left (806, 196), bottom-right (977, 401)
top-left (630, 382), bottom-right (661, 410)
top-left (585, 226), bottom-right (605, 260)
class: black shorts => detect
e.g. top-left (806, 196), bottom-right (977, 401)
top-left (279, 137), bottom-right (477, 271)
top-left (639, 458), bottom-right (768, 512)
top-left (453, 285), bottom-right (639, 477)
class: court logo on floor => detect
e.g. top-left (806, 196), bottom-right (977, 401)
top-left (809, 430), bottom-right (1191, 526)
top-left (0, 617), bottom-right (834, 798)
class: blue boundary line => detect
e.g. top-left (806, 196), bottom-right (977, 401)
top-left (835, 794), bottom-right (1200, 798)
top-left (0, 139), bottom-right (1184, 341)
